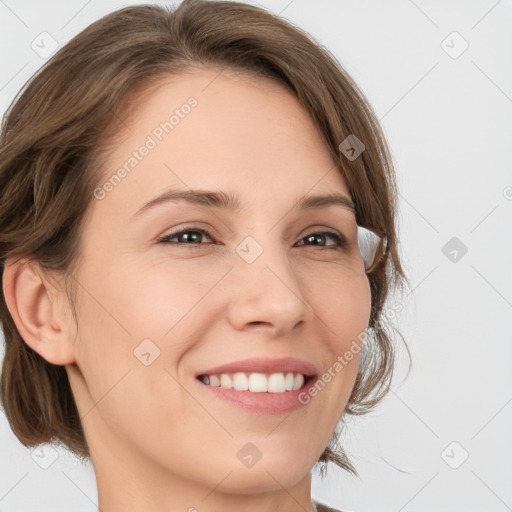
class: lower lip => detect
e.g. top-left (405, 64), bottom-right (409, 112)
top-left (194, 376), bottom-right (318, 414)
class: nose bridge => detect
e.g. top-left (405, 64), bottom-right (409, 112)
top-left (227, 228), bottom-right (308, 332)
top-left (235, 229), bottom-right (303, 295)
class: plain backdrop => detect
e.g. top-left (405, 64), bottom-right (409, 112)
top-left (0, 1), bottom-right (511, 511)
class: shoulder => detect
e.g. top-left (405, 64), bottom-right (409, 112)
top-left (313, 499), bottom-right (352, 512)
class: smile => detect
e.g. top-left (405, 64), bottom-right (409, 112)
top-left (195, 372), bottom-right (318, 415)
top-left (197, 371), bottom-right (309, 393)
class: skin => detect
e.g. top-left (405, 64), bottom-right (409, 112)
top-left (4, 66), bottom-right (371, 512)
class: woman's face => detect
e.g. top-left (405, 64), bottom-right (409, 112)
top-left (65, 66), bottom-right (371, 502)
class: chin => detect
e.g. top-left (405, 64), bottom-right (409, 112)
top-left (217, 469), bottom-right (309, 495)
top-left (213, 449), bottom-right (314, 494)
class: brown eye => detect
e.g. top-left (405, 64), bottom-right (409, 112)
top-left (158, 227), bottom-right (212, 245)
top-left (157, 227), bottom-right (348, 251)
top-left (295, 231), bottom-right (348, 250)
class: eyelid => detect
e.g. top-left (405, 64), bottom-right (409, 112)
top-left (154, 209), bottom-right (356, 239)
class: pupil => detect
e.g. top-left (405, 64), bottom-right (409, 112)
top-left (183, 232), bottom-right (199, 243)
top-left (307, 234), bottom-right (324, 246)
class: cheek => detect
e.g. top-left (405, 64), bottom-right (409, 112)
top-left (81, 255), bottom-right (209, 339)
top-left (70, 262), bottom-right (199, 449)
top-left (72, 258), bottom-right (219, 404)
top-left (306, 273), bottom-right (371, 392)
top-left (308, 271), bottom-right (372, 341)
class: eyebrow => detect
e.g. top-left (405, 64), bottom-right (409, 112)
top-left (131, 188), bottom-right (356, 218)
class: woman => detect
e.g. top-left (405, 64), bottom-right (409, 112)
top-left (0, 1), bottom-right (409, 511)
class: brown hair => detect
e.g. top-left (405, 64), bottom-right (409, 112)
top-left (0, 0), bottom-right (410, 476)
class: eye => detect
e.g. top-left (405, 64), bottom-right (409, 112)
top-left (157, 226), bottom-right (348, 250)
top-left (157, 227), bottom-right (213, 245)
top-left (296, 230), bottom-right (348, 250)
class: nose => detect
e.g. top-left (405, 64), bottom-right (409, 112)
top-left (226, 240), bottom-right (310, 337)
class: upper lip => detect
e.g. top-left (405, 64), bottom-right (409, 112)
top-left (195, 357), bottom-right (318, 378)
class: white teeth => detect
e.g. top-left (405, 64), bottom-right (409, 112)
top-left (220, 374), bottom-right (233, 389)
top-left (249, 373), bottom-right (267, 392)
top-left (285, 372), bottom-right (295, 391)
top-left (199, 371), bottom-right (307, 393)
top-left (209, 375), bottom-right (220, 387)
top-left (267, 373), bottom-right (285, 393)
top-left (233, 372), bottom-right (249, 391)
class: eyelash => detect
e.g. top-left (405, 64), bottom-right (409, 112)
top-left (157, 226), bottom-right (348, 250)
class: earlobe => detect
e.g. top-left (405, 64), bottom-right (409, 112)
top-left (2, 256), bottom-right (77, 366)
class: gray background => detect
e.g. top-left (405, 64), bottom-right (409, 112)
top-left (0, 1), bottom-right (511, 511)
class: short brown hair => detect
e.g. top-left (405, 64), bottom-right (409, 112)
top-left (0, 0), bottom-right (410, 476)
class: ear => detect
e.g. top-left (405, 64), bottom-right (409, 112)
top-left (2, 256), bottom-right (77, 366)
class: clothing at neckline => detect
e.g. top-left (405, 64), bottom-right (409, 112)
top-left (312, 498), bottom-right (351, 512)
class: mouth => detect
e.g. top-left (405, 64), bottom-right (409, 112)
top-left (195, 371), bottom-right (316, 393)
top-left (194, 370), bottom-right (319, 414)
top-left (194, 356), bottom-right (319, 392)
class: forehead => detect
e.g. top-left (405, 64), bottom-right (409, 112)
top-left (93, 66), bottom-right (352, 222)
